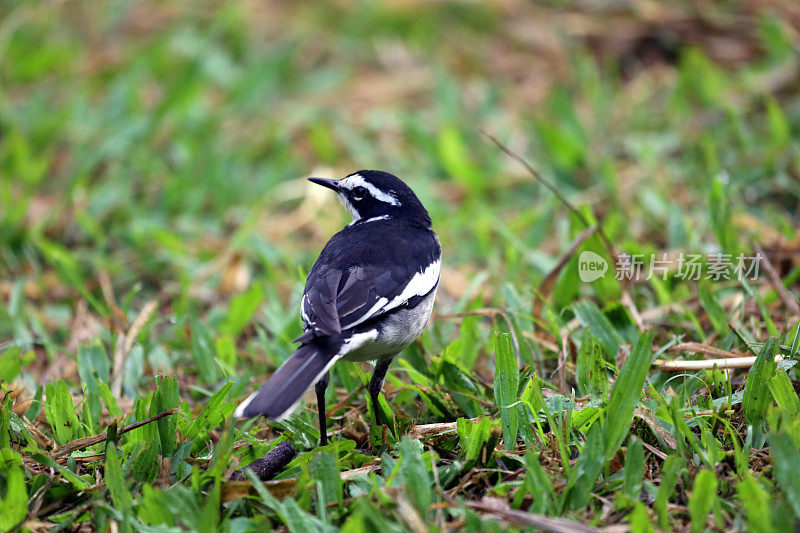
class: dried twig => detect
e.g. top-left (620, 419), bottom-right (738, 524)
top-left (557, 333), bottom-right (569, 395)
top-left (535, 225), bottom-right (598, 317)
top-left (638, 302), bottom-right (688, 323)
top-left (481, 130), bottom-right (622, 268)
top-left (479, 130), bottom-right (665, 371)
top-left (222, 459), bottom-right (380, 504)
top-left (19, 416), bottom-right (54, 451)
top-left (620, 289), bottom-right (645, 332)
top-left (407, 421), bottom-right (460, 439)
top-left (395, 492), bottom-right (428, 533)
top-left (481, 132), bottom-right (601, 242)
top-left (666, 342), bottom-right (752, 359)
top-left (464, 497), bottom-right (600, 533)
top-left (685, 409), bottom-right (735, 417)
top-left (754, 243), bottom-right (800, 316)
top-left (642, 441), bottom-right (668, 461)
top-left (653, 355), bottom-right (783, 371)
top-left (111, 300), bottom-right (158, 397)
top-left (340, 462), bottom-right (381, 480)
top-left (98, 269), bottom-right (128, 331)
top-left (123, 300), bottom-right (159, 359)
top-left (633, 406), bottom-right (676, 449)
top-left (325, 384), bottom-right (365, 418)
top-left (52, 408), bottom-right (177, 458)
top-left (522, 331), bottom-right (560, 353)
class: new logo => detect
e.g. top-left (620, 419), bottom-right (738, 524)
top-left (578, 251), bottom-right (608, 282)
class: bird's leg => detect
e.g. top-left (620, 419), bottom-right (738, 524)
top-left (369, 358), bottom-right (394, 427)
top-left (315, 372), bottom-right (330, 446)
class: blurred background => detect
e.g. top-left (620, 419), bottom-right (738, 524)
top-left (2, 2), bottom-right (800, 529)
top-left (1, 0), bottom-right (799, 400)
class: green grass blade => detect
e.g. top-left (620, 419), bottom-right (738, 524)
top-left (602, 329), bottom-right (654, 457)
top-left (198, 478), bottom-right (221, 533)
top-left (105, 438), bottom-right (133, 515)
top-left (0, 449), bottom-right (27, 531)
top-left (493, 331), bottom-right (519, 450)
top-left (768, 369), bottom-right (800, 416)
top-left (572, 300), bottom-right (625, 359)
top-left (697, 283), bottom-right (730, 337)
top-left (688, 469), bottom-right (717, 533)
top-left (766, 432), bottom-right (800, 519)
top-left (313, 450), bottom-right (342, 507)
top-left (221, 283), bottom-right (264, 338)
top-left (623, 436), bottom-right (645, 500)
top-left (655, 455), bottom-right (684, 529)
top-left (742, 337), bottom-right (778, 447)
top-left (524, 450), bottom-right (554, 514)
top-left (736, 475), bottom-right (772, 533)
top-left (459, 417), bottom-right (492, 464)
top-left (28, 449), bottom-right (90, 490)
top-left (44, 380), bottom-right (83, 445)
top-left (398, 437), bottom-right (432, 516)
top-left (565, 329), bottom-right (653, 509)
top-left (150, 376), bottom-right (180, 456)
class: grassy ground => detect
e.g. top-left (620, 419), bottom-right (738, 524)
top-left (2, 0), bottom-right (800, 531)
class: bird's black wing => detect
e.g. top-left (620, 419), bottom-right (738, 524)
top-left (299, 221), bottom-right (440, 338)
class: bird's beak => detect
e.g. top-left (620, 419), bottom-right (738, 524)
top-left (308, 177), bottom-right (340, 192)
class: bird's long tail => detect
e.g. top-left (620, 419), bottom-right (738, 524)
top-left (234, 336), bottom-right (343, 421)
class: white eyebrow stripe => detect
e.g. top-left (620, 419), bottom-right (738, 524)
top-left (339, 174), bottom-right (400, 206)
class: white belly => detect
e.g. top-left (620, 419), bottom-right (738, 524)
top-left (341, 289), bottom-right (437, 362)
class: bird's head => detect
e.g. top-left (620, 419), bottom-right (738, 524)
top-left (309, 170), bottom-right (431, 227)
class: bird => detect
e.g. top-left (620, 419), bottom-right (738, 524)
top-left (234, 170), bottom-right (441, 446)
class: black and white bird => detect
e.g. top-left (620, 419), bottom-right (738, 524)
top-left (234, 170), bottom-right (441, 445)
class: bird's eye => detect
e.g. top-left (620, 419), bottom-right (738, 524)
top-left (352, 186), bottom-right (367, 200)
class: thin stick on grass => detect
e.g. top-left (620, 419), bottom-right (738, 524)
top-left (51, 408), bottom-right (178, 458)
top-left (642, 441), bottom-right (668, 461)
top-left (754, 243), bottom-right (800, 316)
top-left (481, 131), bottom-right (651, 336)
top-left (463, 497), bottom-right (600, 533)
top-left (480, 130), bottom-right (616, 259)
top-left (666, 342), bottom-right (753, 358)
top-left (407, 420), bottom-right (462, 439)
top-left (324, 383), bottom-right (365, 418)
top-left (445, 389), bottom-right (498, 408)
top-left (110, 299), bottom-right (158, 397)
top-left (534, 225), bottom-right (598, 317)
top-left (653, 355), bottom-right (783, 371)
top-left (621, 289), bottom-right (645, 331)
top-left (557, 333), bottom-right (568, 395)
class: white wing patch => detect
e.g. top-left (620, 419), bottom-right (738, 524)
top-left (386, 259), bottom-right (440, 310)
top-left (341, 296), bottom-right (388, 330)
top-left (340, 259), bottom-right (440, 331)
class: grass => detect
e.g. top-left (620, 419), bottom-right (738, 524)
top-left (2, 0), bottom-right (800, 531)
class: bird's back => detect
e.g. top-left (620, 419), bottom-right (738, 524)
top-left (299, 218), bottom-right (440, 339)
